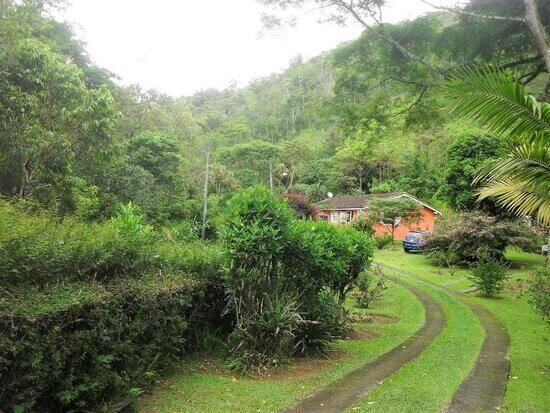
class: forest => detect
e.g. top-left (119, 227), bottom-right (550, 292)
top-left (0, 0), bottom-right (549, 412)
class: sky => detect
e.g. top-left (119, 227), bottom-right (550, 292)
top-left (58, 0), bottom-right (457, 97)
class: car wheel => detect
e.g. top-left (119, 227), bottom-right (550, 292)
top-left (404, 248), bottom-right (410, 253)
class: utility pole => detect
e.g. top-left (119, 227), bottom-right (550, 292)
top-left (201, 151), bottom-right (210, 240)
top-left (269, 158), bottom-right (273, 193)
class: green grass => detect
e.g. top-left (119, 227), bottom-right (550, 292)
top-left (136, 283), bottom-right (425, 413)
top-left (374, 245), bottom-right (550, 413)
top-left (349, 274), bottom-right (483, 412)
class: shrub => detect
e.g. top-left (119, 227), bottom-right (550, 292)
top-left (221, 187), bottom-right (373, 371)
top-left (467, 258), bottom-right (509, 297)
top-left (373, 234), bottom-right (393, 250)
top-left (226, 293), bottom-right (303, 373)
top-left (426, 211), bottom-right (534, 265)
top-left (0, 278), bottom-right (211, 412)
top-left (427, 250), bottom-right (459, 267)
top-left (351, 214), bottom-right (375, 236)
top-left (352, 267), bottom-right (389, 308)
top-left (281, 192), bottom-right (318, 219)
top-left (294, 290), bottom-right (345, 357)
top-left (528, 268), bottom-right (550, 325)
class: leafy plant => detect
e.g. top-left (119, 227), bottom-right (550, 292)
top-left (352, 266), bottom-right (389, 308)
top-left (528, 268), bottom-right (550, 325)
top-left (443, 67), bottom-right (550, 227)
top-left (373, 234), bottom-right (393, 250)
top-left (426, 211), bottom-right (534, 265)
top-left (467, 257), bottom-right (509, 297)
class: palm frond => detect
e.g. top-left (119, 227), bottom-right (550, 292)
top-left (474, 133), bottom-right (550, 190)
top-left (478, 178), bottom-right (550, 226)
top-left (442, 66), bottom-right (550, 140)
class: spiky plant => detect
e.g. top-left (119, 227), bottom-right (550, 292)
top-left (442, 67), bottom-right (550, 228)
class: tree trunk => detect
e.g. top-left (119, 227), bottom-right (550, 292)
top-left (523, 0), bottom-right (550, 74)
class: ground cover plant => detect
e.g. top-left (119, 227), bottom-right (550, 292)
top-left (351, 272), bottom-right (483, 412)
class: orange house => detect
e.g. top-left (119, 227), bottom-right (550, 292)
top-left (314, 192), bottom-right (441, 241)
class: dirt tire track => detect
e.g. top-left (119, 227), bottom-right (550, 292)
top-left (380, 263), bottom-right (510, 413)
top-left (280, 277), bottom-right (446, 413)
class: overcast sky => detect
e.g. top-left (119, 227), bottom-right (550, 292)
top-left (58, 0), bottom-right (456, 97)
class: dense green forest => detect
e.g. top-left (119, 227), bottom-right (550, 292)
top-left (1, 0), bottom-right (547, 230)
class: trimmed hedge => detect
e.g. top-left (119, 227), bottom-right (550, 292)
top-left (0, 276), bottom-right (222, 412)
top-left (0, 200), bottom-right (227, 412)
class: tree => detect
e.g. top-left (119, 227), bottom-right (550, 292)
top-left (443, 67), bottom-right (549, 227)
top-left (262, 0), bottom-right (549, 102)
top-left (442, 133), bottom-right (503, 211)
top-left (367, 198), bottom-right (422, 241)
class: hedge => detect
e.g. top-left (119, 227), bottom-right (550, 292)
top-left (0, 275), bottom-right (223, 412)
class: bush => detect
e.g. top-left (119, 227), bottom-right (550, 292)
top-left (528, 268), bottom-right (550, 325)
top-left (294, 290), bottom-right (346, 357)
top-left (221, 187), bottom-right (373, 371)
top-left (0, 278), bottom-right (212, 412)
top-left (467, 258), bottom-right (509, 297)
top-left (426, 211), bottom-right (534, 265)
top-left (226, 293), bottom-right (303, 373)
top-left (373, 234), bottom-right (393, 250)
top-left (351, 214), bottom-right (375, 236)
top-left (281, 192), bottom-right (318, 219)
top-left (352, 267), bottom-right (389, 308)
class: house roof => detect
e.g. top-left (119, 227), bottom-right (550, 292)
top-left (314, 192), bottom-right (442, 215)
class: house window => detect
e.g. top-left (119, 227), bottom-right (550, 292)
top-left (340, 211), bottom-right (352, 223)
top-left (319, 215), bottom-right (329, 221)
top-left (331, 211), bottom-right (352, 223)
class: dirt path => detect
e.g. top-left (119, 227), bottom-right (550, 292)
top-left (280, 278), bottom-right (446, 413)
top-left (380, 263), bottom-right (510, 413)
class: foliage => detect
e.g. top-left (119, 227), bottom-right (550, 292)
top-left (294, 290), bottom-right (346, 356)
top-left (0, 278), bottom-right (206, 412)
top-left (426, 211), bottom-right (533, 265)
top-left (441, 133), bottom-right (503, 211)
top-left (373, 234), bottom-right (393, 250)
top-left (467, 257), bottom-right (509, 297)
top-left (352, 266), bottom-right (389, 308)
top-left (528, 268), bottom-right (550, 325)
top-left (443, 67), bottom-right (550, 226)
top-left (281, 192), bottom-right (318, 219)
top-left (351, 214), bottom-right (375, 236)
top-left (221, 187), bottom-right (373, 371)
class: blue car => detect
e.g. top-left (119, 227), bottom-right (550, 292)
top-left (403, 231), bottom-right (429, 253)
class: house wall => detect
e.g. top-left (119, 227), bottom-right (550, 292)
top-left (373, 206), bottom-right (436, 240)
top-left (316, 206), bottom-right (437, 240)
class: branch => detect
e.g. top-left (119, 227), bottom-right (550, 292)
top-left (334, 1), bottom-right (448, 77)
top-left (520, 63), bottom-right (547, 85)
top-left (388, 85), bottom-right (430, 117)
top-left (420, 0), bottom-right (526, 22)
top-left (499, 54), bottom-right (543, 70)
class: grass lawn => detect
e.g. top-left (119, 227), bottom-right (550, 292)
top-left (374, 244), bottom-right (550, 413)
top-left (136, 282), bottom-right (425, 413)
top-left (349, 274), bottom-right (483, 412)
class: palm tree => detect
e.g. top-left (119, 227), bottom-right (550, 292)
top-left (442, 67), bottom-right (550, 264)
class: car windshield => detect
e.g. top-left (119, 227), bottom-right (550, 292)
top-left (407, 233), bottom-right (423, 240)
